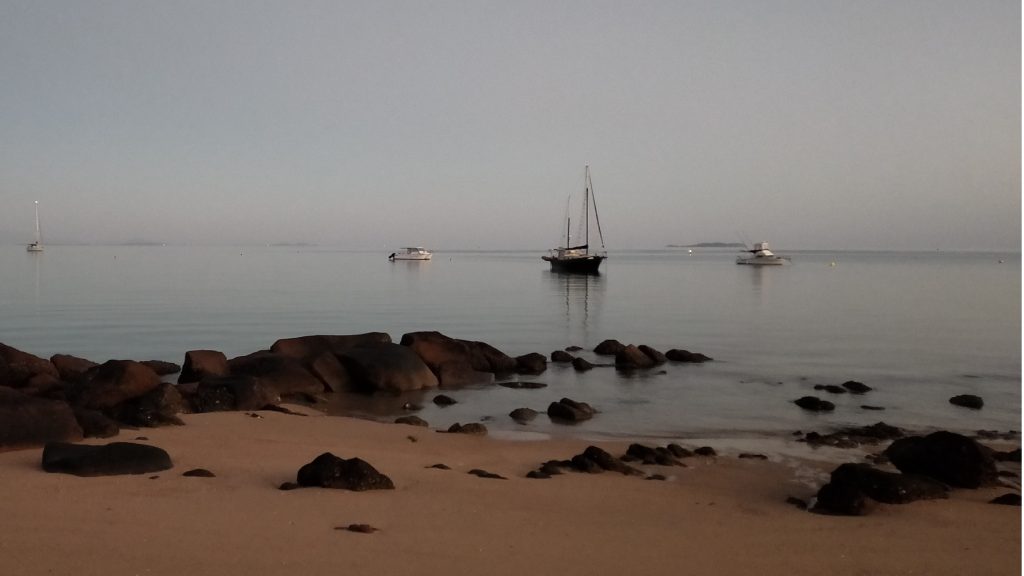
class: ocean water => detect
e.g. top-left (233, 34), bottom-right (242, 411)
top-left (1, 245), bottom-right (1019, 442)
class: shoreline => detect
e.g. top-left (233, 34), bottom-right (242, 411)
top-left (2, 408), bottom-right (1019, 576)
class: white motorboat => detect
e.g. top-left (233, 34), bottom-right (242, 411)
top-left (389, 247), bottom-right (432, 261)
top-left (736, 242), bottom-right (789, 265)
top-left (26, 200), bottom-right (43, 253)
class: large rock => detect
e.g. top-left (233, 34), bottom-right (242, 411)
top-left (884, 431), bottom-right (998, 488)
top-left (307, 352), bottom-right (351, 393)
top-left (593, 339), bottom-right (625, 356)
top-left (42, 441), bottom-right (173, 476)
top-left (814, 463), bottom-right (949, 516)
top-left (296, 452), bottom-right (394, 491)
top-left (270, 333), bottom-right (393, 360)
top-left (140, 360), bottom-right (181, 376)
top-left (114, 383), bottom-right (184, 427)
top-left (550, 350), bottom-right (574, 363)
top-left (227, 351), bottom-right (326, 397)
top-left (0, 387), bottom-right (83, 448)
top-left (638, 345), bottom-right (667, 365)
top-left (570, 446), bottom-right (643, 476)
top-left (50, 354), bottom-right (99, 382)
top-left (0, 343), bottom-right (59, 388)
top-left (399, 332), bottom-right (499, 386)
top-left (615, 345), bottom-right (656, 369)
top-left (949, 394), bottom-right (984, 409)
top-left (185, 375), bottom-right (280, 413)
top-left (794, 396), bottom-right (835, 412)
top-left (337, 343), bottom-right (439, 393)
top-left (71, 360), bottom-right (161, 410)
top-left (665, 349), bottom-right (712, 363)
top-left (547, 397), bottom-right (596, 422)
top-left (515, 353), bottom-right (547, 375)
top-left (73, 408), bottom-right (120, 438)
top-left (178, 350), bottom-right (229, 384)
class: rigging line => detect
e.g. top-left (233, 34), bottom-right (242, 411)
top-left (588, 168), bottom-right (606, 250)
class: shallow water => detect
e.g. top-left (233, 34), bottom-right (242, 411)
top-left (1, 245), bottom-right (1019, 441)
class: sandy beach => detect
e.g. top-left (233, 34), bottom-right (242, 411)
top-left (0, 408), bottom-right (1018, 576)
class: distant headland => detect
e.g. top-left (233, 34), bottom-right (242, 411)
top-left (666, 242), bottom-right (745, 248)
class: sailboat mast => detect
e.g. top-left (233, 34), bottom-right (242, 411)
top-left (584, 165), bottom-right (590, 252)
top-left (34, 201), bottom-right (41, 243)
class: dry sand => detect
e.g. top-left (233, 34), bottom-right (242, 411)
top-left (0, 408), bottom-right (1018, 576)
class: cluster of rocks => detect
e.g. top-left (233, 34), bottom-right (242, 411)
top-left (813, 431), bottom-right (1019, 515)
top-left (549, 339), bottom-right (712, 372)
top-left (793, 380), bottom-right (873, 413)
top-left (525, 442), bottom-right (717, 479)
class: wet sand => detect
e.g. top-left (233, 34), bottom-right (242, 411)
top-left (0, 408), bottom-right (1019, 576)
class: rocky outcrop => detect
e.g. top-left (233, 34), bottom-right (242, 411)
top-left (42, 441), bottom-right (173, 476)
top-left (73, 408), bottom-right (119, 438)
top-left (114, 383), bottom-right (185, 427)
top-left (0, 387), bottom-right (83, 448)
top-left (184, 375), bottom-right (280, 413)
top-left (399, 332), bottom-right (506, 386)
top-left (884, 431), bottom-right (998, 488)
top-left (547, 397), bottom-right (596, 422)
top-left (70, 360), bottom-right (161, 411)
top-left (813, 463), bottom-right (949, 516)
top-left (569, 446), bottom-right (643, 476)
top-left (178, 350), bottom-right (229, 384)
top-left (296, 452), bottom-right (394, 491)
top-left (140, 360), bottom-right (181, 376)
top-left (50, 354), bottom-right (98, 382)
top-left (336, 343), bottom-right (439, 393)
top-left (623, 443), bottom-right (685, 466)
top-left (637, 345), bottom-right (667, 365)
top-left (0, 343), bottom-right (59, 388)
top-left (270, 333), bottom-right (392, 360)
top-left (227, 351), bottom-right (326, 397)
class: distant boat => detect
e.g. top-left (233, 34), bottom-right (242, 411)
top-left (389, 247), bottom-right (432, 261)
top-left (26, 201), bottom-right (43, 253)
top-left (542, 165), bottom-right (607, 274)
top-left (736, 242), bottom-right (789, 266)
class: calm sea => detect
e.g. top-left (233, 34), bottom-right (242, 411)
top-left (1, 246), bottom-right (1019, 443)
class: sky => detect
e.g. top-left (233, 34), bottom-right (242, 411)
top-left (0, 0), bottom-right (1019, 251)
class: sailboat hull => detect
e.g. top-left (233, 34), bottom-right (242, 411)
top-left (543, 254), bottom-right (604, 274)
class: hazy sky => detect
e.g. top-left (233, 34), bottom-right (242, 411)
top-left (0, 0), bottom-right (1019, 250)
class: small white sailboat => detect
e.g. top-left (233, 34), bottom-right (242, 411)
top-left (26, 200), bottom-right (43, 253)
top-left (388, 247), bottom-right (432, 261)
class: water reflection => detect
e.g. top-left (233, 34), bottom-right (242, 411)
top-left (543, 270), bottom-right (604, 325)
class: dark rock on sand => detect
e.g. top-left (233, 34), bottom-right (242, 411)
top-left (842, 380), bottom-right (872, 394)
top-left (594, 339), bottom-right (625, 356)
top-left (296, 452), bottom-right (394, 491)
top-left (624, 444), bottom-right (684, 466)
top-left (526, 470), bottom-right (552, 479)
top-left (336, 343), bottom-right (440, 393)
top-left (509, 408), bottom-right (539, 423)
top-left (571, 357), bottom-right (595, 372)
top-left (803, 422), bottom-right (904, 448)
top-left (427, 463), bottom-right (451, 470)
top-left (786, 496), bottom-right (809, 510)
top-left (814, 463), bottom-right (949, 516)
top-left (228, 351), bottom-right (330, 397)
top-left (571, 446), bottom-right (643, 476)
top-left (667, 444), bottom-right (693, 458)
top-left (694, 446), bottom-right (717, 457)
top-left (183, 468), bottom-right (216, 478)
top-left (73, 408), bottom-right (120, 438)
top-left (186, 375), bottom-right (280, 413)
top-left (178, 350), bottom-right (229, 384)
top-left (70, 360), bottom-right (161, 410)
top-left (990, 493), bottom-right (1021, 506)
top-left (42, 441), bottom-right (173, 476)
top-left (447, 422), bottom-right (488, 435)
top-left (885, 431), bottom-right (998, 488)
top-left (342, 523), bottom-right (378, 533)
top-left (515, 353), bottom-right (547, 375)
top-left (547, 397), bottom-right (596, 423)
top-left (615, 345), bottom-right (656, 369)
top-left (394, 415), bottom-right (429, 427)
top-left (550, 350), bottom-right (574, 363)
top-left (278, 482), bottom-right (300, 490)
top-left (0, 387), bottom-right (83, 448)
top-left (115, 382), bottom-right (184, 427)
top-left (665, 349), bottom-right (712, 363)
top-left (468, 469), bottom-right (506, 479)
top-left (794, 396), bottom-right (835, 412)
top-left (433, 394), bottom-right (457, 406)
top-left (949, 394), bottom-right (984, 410)
top-left (993, 448), bottom-right (1021, 462)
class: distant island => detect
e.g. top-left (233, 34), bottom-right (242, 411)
top-left (666, 242), bottom-right (745, 248)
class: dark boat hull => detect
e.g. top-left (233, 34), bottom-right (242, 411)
top-left (542, 254), bottom-right (605, 274)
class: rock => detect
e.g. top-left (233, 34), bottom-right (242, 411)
top-left (547, 398), bottom-right (596, 422)
top-left (990, 493), bottom-right (1021, 506)
top-left (615, 345), bottom-right (656, 369)
top-left (400, 331), bottom-right (515, 378)
top-left (694, 446), bottom-right (717, 457)
top-left (949, 394), bottom-right (984, 410)
top-left (593, 339), bottom-right (625, 356)
top-left (228, 351), bottom-right (327, 397)
top-left (625, 444), bottom-right (684, 466)
top-left (447, 422), bottom-right (488, 435)
top-left (433, 394), bottom-right (457, 406)
top-left (497, 380), bottom-right (547, 389)
top-left (468, 469), bottom-right (506, 479)
top-left (0, 387), bottom-right (83, 448)
top-left (813, 384), bottom-right (847, 394)
top-left (803, 422), bottom-right (904, 448)
top-left (186, 375), bottom-right (280, 413)
top-left (570, 446), bottom-right (643, 476)
top-left (73, 408), bottom-right (119, 438)
top-left (334, 343), bottom-right (439, 393)
top-left (278, 482), bottom-right (300, 491)
top-left (861, 405), bottom-right (885, 411)
top-left (665, 349), bottom-right (712, 363)
top-left (785, 496), bottom-right (809, 510)
top-left (270, 333), bottom-right (393, 360)
top-left (793, 396), bottom-right (835, 412)
top-left (738, 453), bottom-right (768, 460)
top-left (813, 463), bottom-right (949, 516)
top-left (306, 352), bottom-right (351, 393)
top-left (342, 523), bottom-right (378, 533)
top-left (140, 360), bottom-right (181, 376)
top-left (565, 346), bottom-right (583, 352)
top-left (394, 415), bottom-right (428, 427)
top-left (70, 360), bottom-right (161, 410)
top-left (509, 408), bottom-right (539, 423)
top-left (50, 354), bottom-right (98, 382)
top-left (993, 448), bottom-right (1021, 462)
top-left (885, 431), bottom-right (998, 488)
top-left (666, 443), bottom-right (693, 458)
top-left (515, 353), bottom-right (547, 375)
top-left (178, 350), bottom-right (229, 384)
top-left (296, 452), bottom-right (394, 491)
top-left (0, 343), bottom-right (59, 388)
top-left (550, 350), bottom-right (574, 363)
top-left (183, 468), bottom-right (216, 478)
top-left (637, 345), bottom-right (667, 365)
top-left (115, 383), bottom-right (184, 427)
top-left (526, 470), bottom-right (551, 479)
top-left (427, 463), bottom-right (451, 470)
top-left (842, 380), bottom-right (872, 394)
top-left (460, 339), bottom-right (517, 374)
top-left (571, 357), bottom-right (594, 372)
top-left (42, 441), bottom-right (173, 476)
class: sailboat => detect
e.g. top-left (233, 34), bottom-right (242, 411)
top-left (542, 165), bottom-right (606, 274)
top-left (26, 200), bottom-right (43, 253)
